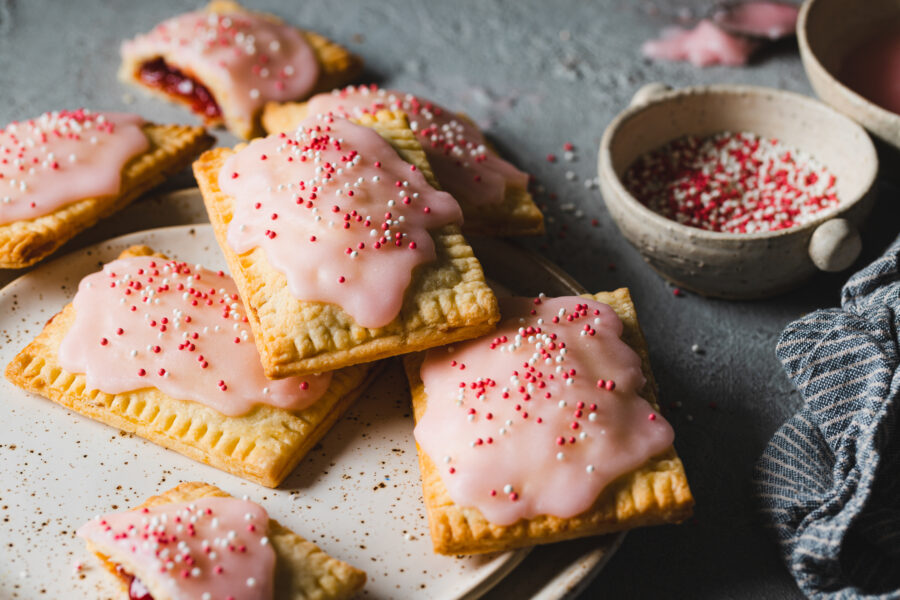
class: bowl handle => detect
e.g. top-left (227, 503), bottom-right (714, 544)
top-left (808, 218), bottom-right (862, 272)
top-left (630, 83), bottom-right (672, 107)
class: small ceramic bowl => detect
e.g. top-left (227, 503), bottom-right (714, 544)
top-left (798, 0), bottom-right (900, 152)
top-left (597, 83), bottom-right (878, 299)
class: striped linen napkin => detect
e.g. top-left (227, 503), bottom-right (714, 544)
top-left (754, 236), bottom-right (900, 599)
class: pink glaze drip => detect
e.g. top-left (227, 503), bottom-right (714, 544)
top-left (840, 27), bottom-right (900, 115)
top-left (220, 115), bottom-right (463, 329)
top-left (642, 20), bottom-right (759, 67)
top-left (0, 110), bottom-right (148, 226)
top-left (306, 85), bottom-right (530, 207)
top-left (121, 8), bottom-right (320, 124)
top-left (712, 2), bottom-right (799, 39)
top-left (415, 296), bottom-right (675, 526)
top-left (78, 497), bottom-right (275, 600)
top-left (58, 256), bottom-right (331, 417)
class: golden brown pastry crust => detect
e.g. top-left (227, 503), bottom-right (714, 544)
top-left (4, 246), bottom-right (380, 488)
top-left (0, 123), bottom-right (213, 269)
top-left (403, 288), bottom-right (694, 555)
top-left (119, 1), bottom-right (363, 139)
top-left (84, 481), bottom-right (367, 600)
top-left (261, 101), bottom-right (544, 237)
top-left (195, 109), bottom-right (500, 379)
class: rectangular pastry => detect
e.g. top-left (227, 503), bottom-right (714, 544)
top-left (261, 86), bottom-right (545, 236)
top-left (78, 481), bottom-right (366, 599)
top-left (0, 109), bottom-right (212, 269)
top-left (120, 0), bottom-right (363, 139)
top-left (403, 288), bottom-right (694, 554)
top-left (5, 245), bottom-right (380, 488)
top-left (195, 108), bottom-right (500, 378)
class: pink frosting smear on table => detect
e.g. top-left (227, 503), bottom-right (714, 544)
top-left (712, 2), bottom-right (799, 39)
top-left (78, 497), bottom-right (275, 600)
top-left (840, 27), bottom-right (900, 115)
top-left (415, 295), bottom-right (675, 526)
top-left (220, 115), bottom-right (463, 329)
top-left (121, 8), bottom-right (320, 124)
top-left (58, 255), bottom-right (331, 417)
top-left (306, 85), bottom-right (530, 207)
top-left (0, 109), bottom-right (148, 226)
top-left (642, 20), bottom-right (759, 67)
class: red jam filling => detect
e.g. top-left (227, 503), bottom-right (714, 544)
top-left (138, 57), bottom-right (222, 119)
top-left (129, 576), bottom-right (153, 600)
top-left (115, 564), bottom-right (154, 600)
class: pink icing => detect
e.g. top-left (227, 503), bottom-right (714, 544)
top-left (642, 20), bottom-right (759, 67)
top-left (58, 256), bottom-right (331, 417)
top-left (305, 86), bottom-right (530, 207)
top-left (712, 2), bottom-right (799, 39)
top-left (78, 496), bottom-right (275, 600)
top-left (415, 296), bottom-right (675, 526)
top-left (840, 27), bottom-right (900, 115)
top-left (121, 8), bottom-right (320, 124)
top-left (0, 110), bottom-right (148, 226)
top-left (220, 115), bottom-right (463, 329)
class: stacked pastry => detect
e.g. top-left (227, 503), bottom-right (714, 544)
top-left (3, 1), bottom-right (692, 597)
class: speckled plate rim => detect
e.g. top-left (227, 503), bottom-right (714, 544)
top-left (0, 216), bottom-right (625, 599)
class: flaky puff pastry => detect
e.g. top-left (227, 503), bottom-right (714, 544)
top-left (84, 482), bottom-right (367, 600)
top-left (0, 123), bottom-right (212, 269)
top-left (195, 109), bottom-right (500, 379)
top-left (119, 1), bottom-right (363, 139)
top-left (403, 288), bottom-right (694, 555)
top-left (262, 101), bottom-right (544, 237)
top-left (5, 246), bottom-right (381, 488)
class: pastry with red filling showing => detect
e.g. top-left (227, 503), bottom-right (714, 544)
top-left (119, 1), bottom-right (362, 139)
top-left (78, 481), bottom-right (366, 599)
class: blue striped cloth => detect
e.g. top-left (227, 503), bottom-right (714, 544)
top-left (754, 237), bottom-right (900, 599)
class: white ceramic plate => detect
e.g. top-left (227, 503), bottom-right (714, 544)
top-left (0, 196), bottom-right (624, 599)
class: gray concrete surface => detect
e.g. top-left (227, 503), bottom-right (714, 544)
top-left (2, 0), bottom-right (896, 598)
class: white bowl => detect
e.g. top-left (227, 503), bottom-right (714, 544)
top-left (598, 83), bottom-right (878, 299)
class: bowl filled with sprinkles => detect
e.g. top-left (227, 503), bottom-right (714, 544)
top-left (598, 83), bottom-right (878, 299)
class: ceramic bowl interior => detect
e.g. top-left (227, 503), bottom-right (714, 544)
top-left (605, 86), bottom-right (876, 237)
top-left (799, 0), bottom-right (900, 149)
